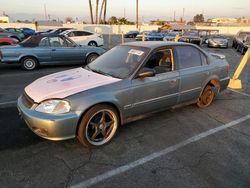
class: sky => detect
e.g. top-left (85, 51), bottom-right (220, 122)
top-left (1, 0), bottom-right (250, 22)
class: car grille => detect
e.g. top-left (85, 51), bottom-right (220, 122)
top-left (22, 92), bottom-right (35, 108)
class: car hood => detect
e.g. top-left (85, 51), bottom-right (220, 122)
top-left (182, 35), bottom-right (200, 39)
top-left (211, 38), bottom-right (227, 43)
top-left (25, 67), bottom-right (121, 103)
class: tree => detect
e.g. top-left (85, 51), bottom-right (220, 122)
top-left (65, 17), bottom-right (74, 23)
top-left (98, 0), bottom-right (105, 24)
top-left (193, 14), bottom-right (204, 23)
top-left (103, 0), bottom-right (107, 23)
top-left (108, 16), bottom-right (118, 24)
top-left (88, 0), bottom-right (108, 24)
top-left (88, 0), bottom-right (94, 24)
top-left (95, 0), bottom-right (99, 24)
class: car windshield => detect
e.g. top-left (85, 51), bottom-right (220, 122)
top-left (183, 32), bottom-right (199, 36)
top-left (86, 45), bottom-right (149, 79)
top-left (245, 36), bottom-right (250, 42)
top-left (212, 35), bottom-right (226, 39)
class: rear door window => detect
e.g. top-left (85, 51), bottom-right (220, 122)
top-left (175, 46), bottom-right (202, 69)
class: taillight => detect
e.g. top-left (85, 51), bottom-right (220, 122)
top-left (227, 64), bottom-right (230, 74)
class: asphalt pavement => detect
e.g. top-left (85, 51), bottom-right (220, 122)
top-left (0, 39), bottom-right (250, 188)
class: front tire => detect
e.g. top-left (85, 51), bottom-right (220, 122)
top-left (197, 85), bottom-right (215, 108)
top-left (77, 104), bottom-right (119, 148)
top-left (21, 57), bottom-right (38, 71)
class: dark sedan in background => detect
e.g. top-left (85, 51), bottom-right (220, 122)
top-left (5, 27), bottom-right (35, 38)
top-left (232, 30), bottom-right (250, 49)
top-left (0, 34), bottom-right (105, 70)
top-left (136, 31), bottom-right (164, 41)
top-left (0, 27), bottom-right (25, 41)
top-left (236, 35), bottom-right (250, 55)
top-left (178, 31), bottom-right (202, 45)
top-left (124, 31), bottom-right (139, 38)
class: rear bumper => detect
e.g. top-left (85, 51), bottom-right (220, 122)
top-left (220, 77), bottom-right (230, 91)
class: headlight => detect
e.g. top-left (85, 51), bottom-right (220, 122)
top-left (35, 100), bottom-right (70, 114)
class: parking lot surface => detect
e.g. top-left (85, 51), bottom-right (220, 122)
top-left (0, 39), bottom-right (250, 187)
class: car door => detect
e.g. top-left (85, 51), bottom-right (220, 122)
top-left (32, 37), bottom-right (52, 63)
top-left (69, 31), bottom-right (93, 46)
top-left (127, 48), bottom-right (180, 117)
top-left (175, 45), bottom-right (209, 104)
top-left (49, 36), bottom-right (85, 64)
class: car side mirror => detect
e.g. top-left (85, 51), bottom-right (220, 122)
top-left (136, 68), bottom-right (155, 79)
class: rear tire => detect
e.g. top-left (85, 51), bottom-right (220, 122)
top-left (21, 57), bottom-right (38, 71)
top-left (86, 53), bottom-right (99, 64)
top-left (197, 85), bottom-right (215, 108)
top-left (88, 41), bottom-right (97, 47)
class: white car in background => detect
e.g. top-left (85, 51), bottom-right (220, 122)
top-left (61, 30), bottom-right (104, 47)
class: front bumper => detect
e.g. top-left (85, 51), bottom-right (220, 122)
top-left (208, 42), bottom-right (228, 48)
top-left (17, 96), bottom-right (81, 141)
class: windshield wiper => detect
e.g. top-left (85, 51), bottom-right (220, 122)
top-left (91, 69), bottom-right (112, 77)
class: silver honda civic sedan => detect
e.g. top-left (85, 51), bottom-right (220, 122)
top-left (17, 41), bottom-right (230, 148)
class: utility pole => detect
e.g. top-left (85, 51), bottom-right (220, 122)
top-left (174, 10), bottom-right (176, 21)
top-left (136, 0), bottom-right (138, 28)
top-left (182, 8), bottom-right (185, 22)
top-left (124, 8), bottom-right (126, 18)
top-left (44, 4), bottom-right (47, 20)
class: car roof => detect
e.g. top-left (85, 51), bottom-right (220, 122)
top-left (121, 41), bottom-right (190, 49)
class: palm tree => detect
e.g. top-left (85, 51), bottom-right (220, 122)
top-left (95, 0), bottom-right (99, 24)
top-left (88, 0), bottom-right (94, 24)
top-left (98, 0), bottom-right (105, 24)
top-left (103, 0), bottom-right (107, 24)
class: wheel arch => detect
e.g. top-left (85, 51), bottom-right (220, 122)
top-left (200, 78), bottom-right (221, 97)
top-left (19, 55), bottom-right (39, 64)
top-left (88, 40), bottom-right (97, 46)
top-left (10, 36), bottom-right (21, 42)
top-left (75, 101), bottom-right (122, 136)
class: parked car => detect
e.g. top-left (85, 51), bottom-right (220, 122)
top-left (0, 33), bottom-right (105, 70)
top-left (35, 29), bottom-right (53, 35)
top-left (124, 31), bottom-right (139, 38)
top-left (0, 37), bottom-right (19, 46)
top-left (136, 31), bottom-right (164, 41)
top-left (61, 29), bottom-right (103, 47)
top-left (236, 35), bottom-right (250, 55)
top-left (50, 28), bottom-right (74, 34)
top-left (5, 27), bottom-right (35, 38)
top-left (0, 27), bottom-right (25, 41)
top-left (207, 35), bottom-right (228, 48)
top-left (178, 31), bottom-right (202, 45)
top-left (17, 41), bottom-right (230, 148)
top-left (232, 31), bottom-right (250, 49)
top-left (163, 32), bottom-right (180, 41)
top-left (20, 27), bottom-right (36, 37)
top-left (135, 31), bottom-right (151, 41)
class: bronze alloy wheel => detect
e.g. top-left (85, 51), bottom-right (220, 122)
top-left (197, 85), bottom-right (215, 108)
top-left (77, 105), bottom-right (119, 147)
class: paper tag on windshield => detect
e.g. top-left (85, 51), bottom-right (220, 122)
top-left (128, 49), bottom-right (144, 56)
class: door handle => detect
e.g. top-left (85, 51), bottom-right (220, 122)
top-left (52, 49), bottom-right (56, 51)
